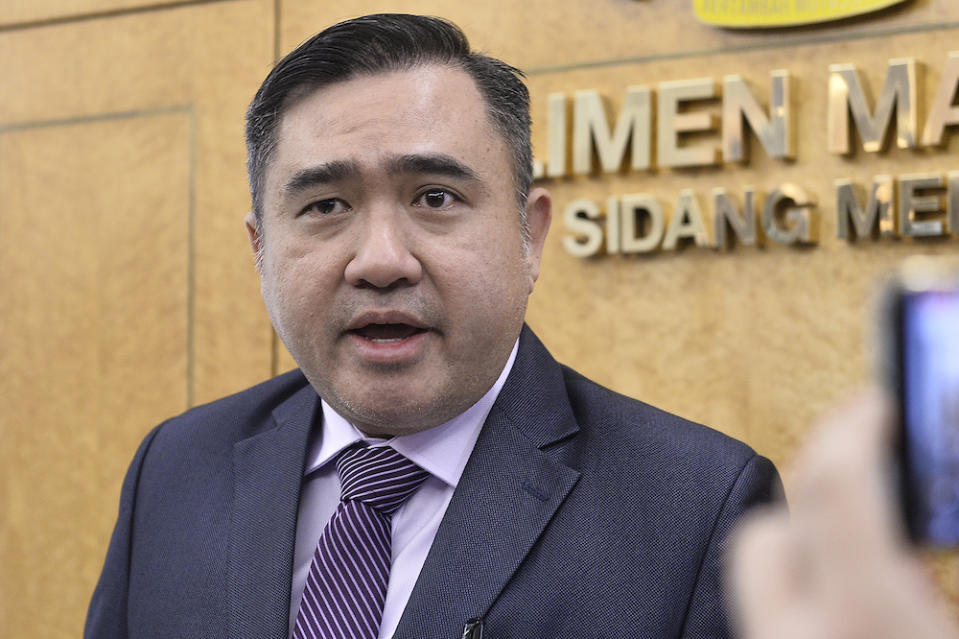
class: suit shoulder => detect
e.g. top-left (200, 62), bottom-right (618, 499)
top-left (559, 365), bottom-right (758, 470)
top-left (149, 368), bottom-right (312, 450)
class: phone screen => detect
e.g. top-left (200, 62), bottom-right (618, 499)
top-left (900, 288), bottom-right (959, 545)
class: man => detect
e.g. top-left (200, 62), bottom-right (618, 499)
top-left (86, 14), bottom-right (780, 639)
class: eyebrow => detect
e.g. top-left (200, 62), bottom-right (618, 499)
top-left (281, 153), bottom-right (480, 197)
top-left (387, 153), bottom-right (479, 182)
top-left (282, 160), bottom-right (358, 195)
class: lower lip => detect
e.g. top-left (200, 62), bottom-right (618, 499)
top-left (346, 330), bottom-right (430, 364)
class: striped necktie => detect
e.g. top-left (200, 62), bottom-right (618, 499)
top-left (292, 444), bottom-right (430, 639)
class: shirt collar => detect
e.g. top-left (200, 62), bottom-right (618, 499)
top-left (304, 339), bottom-right (519, 489)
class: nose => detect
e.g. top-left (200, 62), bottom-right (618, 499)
top-left (343, 211), bottom-right (423, 289)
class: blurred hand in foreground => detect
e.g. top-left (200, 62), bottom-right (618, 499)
top-left (728, 389), bottom-right (959, 639)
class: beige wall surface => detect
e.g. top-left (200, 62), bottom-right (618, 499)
top-left (0, 0), bottom-right (190, 26)
top-left (3, 0), bottom-right (959, 636)
top-left (0, 1), bottom-right (275, 636)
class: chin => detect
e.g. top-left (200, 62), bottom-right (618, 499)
top-left (337, 394), bottom-right (447, 436)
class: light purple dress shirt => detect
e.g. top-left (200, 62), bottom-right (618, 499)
top-left (288, 340), bottom-right (519, 638)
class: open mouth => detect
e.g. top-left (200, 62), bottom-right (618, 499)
top-left (350, 323), bottom-right (427, 343)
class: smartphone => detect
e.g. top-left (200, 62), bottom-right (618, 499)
top-left (881, 257), bottom-right (959, 546)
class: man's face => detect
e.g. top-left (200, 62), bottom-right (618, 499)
top-left (248, 64), bottom-right (551, 437)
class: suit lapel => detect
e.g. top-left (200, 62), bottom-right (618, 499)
top-left (394, 327), bottom-right (581, 639)
top-left (227, 383), bottom-right (318, 639)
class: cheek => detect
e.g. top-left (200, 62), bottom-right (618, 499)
top-left (267, 236), bottom-right (342, 285)
top-left (442, 248), bottom-right (530, 318)
top-left (262, 252), bottom-right (339, 324)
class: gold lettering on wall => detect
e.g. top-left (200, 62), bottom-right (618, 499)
top-left (835, 176), bottom-right (896, 240)
top-left (827, 59), bottom-right (917, 154)
top-left (722, 71), bottom-right (794, 162)
top-left (541, 51), bottom-right (959, 257)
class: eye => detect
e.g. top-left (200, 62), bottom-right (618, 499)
top-left (414, 189), bottom-right (458, 210)
top-left (301, 198), bottom-right (350, 217)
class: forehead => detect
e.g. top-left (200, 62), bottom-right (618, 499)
top-left (268, 65), bottom-right (511, 183)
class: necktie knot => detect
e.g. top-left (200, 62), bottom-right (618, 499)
top-left (335, 444), bottom-right (430, 516)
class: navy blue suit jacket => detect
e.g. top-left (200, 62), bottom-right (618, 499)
top-left (85, 327), bottom-right (781, 638)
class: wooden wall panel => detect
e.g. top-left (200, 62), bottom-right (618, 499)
top-left (0, 2), bottom-right (274, 637)
top-left (280, 0), bottom-right (952, 71)
top-left (0, 0), bottom-right (199, 27)
top-left (0, 112), bottom-right (191, 638)
top-left (524, 25), bottom-right (959, 464)
top-left (1, 0), bottom-right (276, 404)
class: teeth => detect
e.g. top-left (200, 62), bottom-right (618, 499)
top-left (354, 322), bottom-right (421, 341)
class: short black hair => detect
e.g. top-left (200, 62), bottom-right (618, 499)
top-left (245, 14), bottom-right (533, 228)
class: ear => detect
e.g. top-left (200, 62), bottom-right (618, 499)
top-left (244, 210), bottom-right (263, 267)
top-left (524, 187), bottom-right (552, 290)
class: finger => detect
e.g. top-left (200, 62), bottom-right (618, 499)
top-left (790, 388), bottom-right (905, 577)
top-left (728, 507), bottom-right (814, 639)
